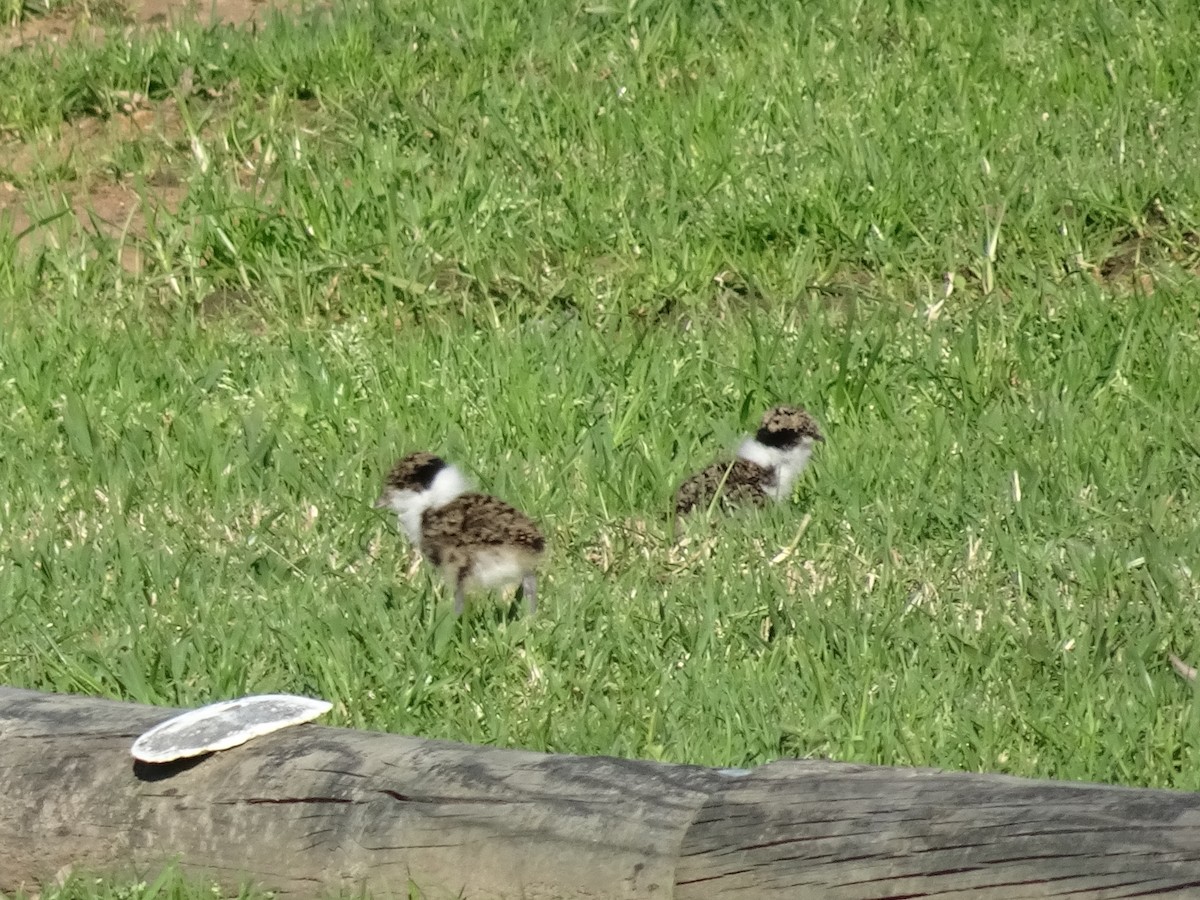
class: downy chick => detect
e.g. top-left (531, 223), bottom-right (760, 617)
top-left (376, 451), bottom-right (545, 616)
top-left (675, 405), bottom-right (824, 520)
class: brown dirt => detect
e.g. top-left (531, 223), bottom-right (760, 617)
top-left (2, 0), bottom-right (273, 52)
top-left (0, 0), bottom-right (282, 271)
top-left (1, 93), bottom-right (193, 270)
top-left (1088, 199), bottom-right (1200, 294)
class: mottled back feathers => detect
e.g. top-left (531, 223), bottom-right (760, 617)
top-left (421, 493), bottom-right (545, 567)
top-left (674, 458), bottom-right (775, 516)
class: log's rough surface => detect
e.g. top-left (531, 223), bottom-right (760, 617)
top-left (0, 686), bottom-right (718, 899)
top-left (676, 759), bottom-right (1200, 899)
top-left (2, 686), bottom-right (1200, 900)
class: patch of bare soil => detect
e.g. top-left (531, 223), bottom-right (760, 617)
top-left (0, 0), bottom-right (301, 271)
top-left (2, 0), bottom-right (275, 52)
top-left (2, 176), bottom-right (188, 272)
top-left (1089, 200), bottom-right (1200, 295)
top-left (1, 0), bottom-right (298, 271)
top-left (1, 94), bottom-right (192, 271)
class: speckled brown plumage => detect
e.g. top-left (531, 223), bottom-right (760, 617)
top-left (753, 405), bottom-right (825, 448)
top-left (674, 459), bottom-right (775, 516)
top-left (382, 451), bottom-right (447, 494)
top-left (422, 493), bottom-right (545, 615)
top-left (420, 493), bottom-right (546, 565)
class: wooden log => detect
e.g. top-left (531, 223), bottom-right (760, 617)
top-left (675, 759), bottom-right (1200, 898)
top-left (2, 686), bottom-right (1200, 899)
top-left (0, 686), bottom-right (717, 899)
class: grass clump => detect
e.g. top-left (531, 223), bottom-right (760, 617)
top-left (3, 866), bottom-right (277, 900)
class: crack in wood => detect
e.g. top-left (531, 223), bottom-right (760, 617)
top-left (675, 867), bottom-right (754, 885)
top-left (241, 797), bottom-right (355, 805)
top-left (1115, 881), bottom-right (1200, 897)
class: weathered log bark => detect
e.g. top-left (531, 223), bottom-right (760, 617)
top-left (2, 686), bottom-right (1199, 899)
top-left (675, 759), bottom-right (1200, 898)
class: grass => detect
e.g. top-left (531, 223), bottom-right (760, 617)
top-left (4, 868), bottom-right (276, 900)
top-left (5, 267), bottom-right (1200, 777)
top-left (2, 0), bottom-right (1200, 896)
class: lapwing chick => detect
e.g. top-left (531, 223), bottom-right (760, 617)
top-left (375, 451), bottom-right (545, 616)
top-left (674, 405), bottom-right (824, 520)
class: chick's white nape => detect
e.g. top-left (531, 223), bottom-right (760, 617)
top-left (375, 452), bottom-right (469, 543)
top-left (736, 434), bottom-right (816, 501)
